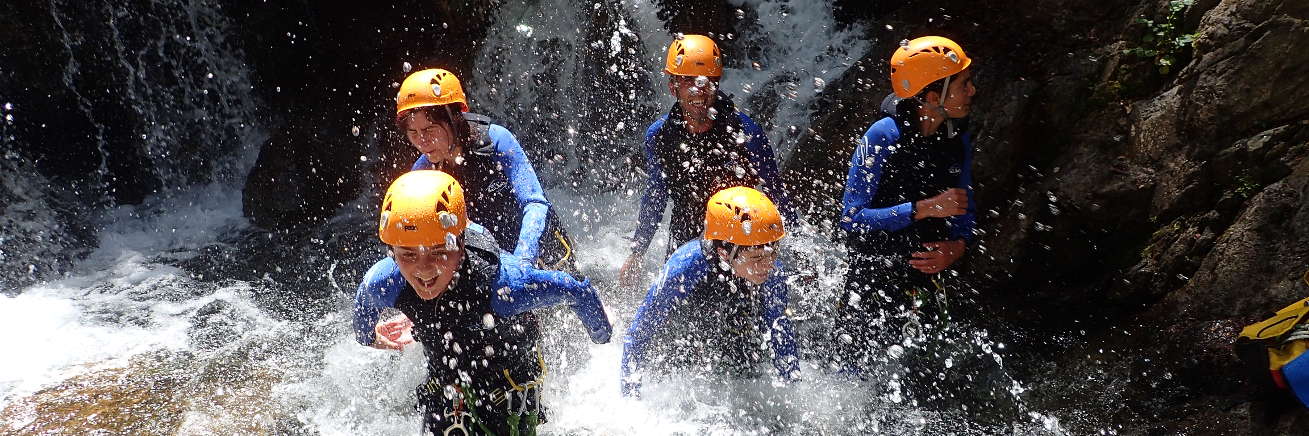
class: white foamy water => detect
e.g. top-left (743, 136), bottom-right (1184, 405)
top-left (2, 0), bottom-right (1075, 434)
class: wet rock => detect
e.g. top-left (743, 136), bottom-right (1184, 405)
top-left (233, 1), bottom-right (501, 230)
top-left (0, 350), bottom-right (301, 435)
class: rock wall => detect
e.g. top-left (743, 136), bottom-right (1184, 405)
top-left (784, 0), bottom-right (1309, 431)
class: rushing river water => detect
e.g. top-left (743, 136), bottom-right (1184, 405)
top-left (1, 0), bottom-right (1078, 434)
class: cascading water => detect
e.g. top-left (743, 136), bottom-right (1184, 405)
top-left (2, 0), bottom-right (1078, 434)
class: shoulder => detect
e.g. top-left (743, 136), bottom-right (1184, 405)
top-left (659, 240), bottom-right (710, 287)
top-left (360, 256), bottom-right (404, 292)
top-left (645, 116), bottom-right (669, 139)
top-left (486, 124), bottom-right (521, 152)
top-left (464, 222), bottom-right (500, 253)
top-left (864, 116), bottom-right (901, 144)
top-left (736, 112), bottom-right (765, 137)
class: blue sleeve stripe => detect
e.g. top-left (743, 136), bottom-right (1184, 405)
top-left (631, 118), bottom-right (669, 255)
top-left (352, 257), bottom-right (405, 346)
top-left (489, 125), bottom-right (552, 261)
top-left (762, 260), bottom-right (799, 380)
top-left (948, 133), bottom-right (977, 241)
top-left (840, 119), bottom-right (914, 232)
top-left (621, 241), bottom-right (706, 380)
top-left (411, 155), bottom-right (432, 171)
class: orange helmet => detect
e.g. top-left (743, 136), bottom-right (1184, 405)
top-left (704, 186), bottom-right (785, 246)
top-left (396, 68), bottom-right (469, 116)
top-left (665, 34), bottom-right (723, 77)
top-left (889, 36), bottom-right (971, 98)
top-left (378, 170), bottom-right (468, 247)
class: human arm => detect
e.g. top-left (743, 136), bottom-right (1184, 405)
top-left (946, 133), bottom-right (977, 242)
top-left (840, 119), bottom-right (916, 232)
top-left (911, 135), bottom-right (977, 273)
top-left (620, 121), bottom-right (670, 286)
top-left (762, 267), bottom-right (799, 381)
top-left (621, 243), bottom-right (707, 397)
top-left (352, 257), bottom-right (408, 349)
top-left (489, 126), bottom-right (553, 265)
top-left (489, 256), bottom-right (612, 344)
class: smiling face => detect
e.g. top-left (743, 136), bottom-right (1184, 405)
top-left (401, 109), bottom-right (459, 165)
top-left (668, 74), bottom-right (720, 126)
top-left (719, 243), bottom-right (779, 285)
top-left (391, 244), bottom-right (464, 300)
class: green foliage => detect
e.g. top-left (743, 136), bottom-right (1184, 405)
top-left (1124, 0), bottom-right (1197, 74)
top-left (1234, 171), bottom-right (1261, 200)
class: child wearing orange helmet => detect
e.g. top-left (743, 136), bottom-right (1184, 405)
top-left (621, 186), bottom-right (798, 398)
top-left (352, 170), bottom-right (611, 435)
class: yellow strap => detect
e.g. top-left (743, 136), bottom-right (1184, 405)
top-left (502, 348), bottom-right (549, 392)
top-left (550, 230), bottom-right (572, 269)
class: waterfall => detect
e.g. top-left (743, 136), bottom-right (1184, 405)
top-left (0, 1), bottom-right (1065, 434)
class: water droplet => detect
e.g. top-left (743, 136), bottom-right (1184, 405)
top-left (813, 77), bottom-right (826, 90)
top-left (3, 103), bottom-right (12, 110)
top-left (206, 72), bottom-right (214, 79)
top-left (694, 76), bottom-right (708, 88)
top-left (741, 220), bottom-right (752, 234)
top-left (885, 24), bottom-right (894, 30)
top-left (707, 107), bottom-right (718, 120)
top-left (442, 22), bottom-right (449, 29)
top-left (735, 9), bottom-right (745, 19)
top-left (482, 313), bottom-right (496, 329)
top-left (900, 39), bottom-right (911, 47)
top-left (275, 86), bottom-right (282, 93)
top-left (515, 24), bottom-right (534, 38)
top-left (402, 62), bottom-right (412, 73)
top-left (359, 155), bottom-right (367, 162)
top-left (351, 126), bottom-right (360, 136)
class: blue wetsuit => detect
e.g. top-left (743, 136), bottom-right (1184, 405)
top-left (621, 239), bottom-right (799, 396)
top-left (835, 96), bottom-right (976, 368)
top-left (412, 114), bottom-right (571, 270)
top-left (353, 223), bottom-right (609, 434)
top-left (352, 223), bottom-right (609, 348)
top-left (632, 93), bottom-right (794, 258)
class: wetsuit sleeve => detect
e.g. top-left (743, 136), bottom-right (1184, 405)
top-left (948, 134), bottom-right (977, 242)
top-left (490, 256), bottom-right (613, 344)
top-left (740, 114), bottom-right (796, 223)
top-left (410, 155), bottom-right (432, 171)
top-left (352, 257), bottom-right (406, 346)
top-left (840, 123), bottom-right (914, 233)
top-left (490, 125), bottom-right (552, 263)
top-left (621, 242), bottom-right (706, 396)
top-left (762, 267), bottom-right (799, 381)
top-left (630, 120), bottom-right (669, 256)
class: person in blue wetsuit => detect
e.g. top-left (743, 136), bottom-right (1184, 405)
top-left (618, 35), bottom-right (794, 287)
top-left (833, 36), bottom-right (978, 401)
top-left (396, 68), bottom-right (575, 273)
top-left (353, 171), bottom-right (611, 435)
top-left (621, 186), bottom-right (798, 397)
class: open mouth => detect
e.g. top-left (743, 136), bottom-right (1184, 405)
top-left (416, 276), bottom-right (439, 289)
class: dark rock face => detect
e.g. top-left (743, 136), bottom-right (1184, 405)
top-left (232, 1), bottom-right (502, 230)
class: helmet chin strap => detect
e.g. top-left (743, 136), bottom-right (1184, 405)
top-left (939, 75), bottom-right (956, 138)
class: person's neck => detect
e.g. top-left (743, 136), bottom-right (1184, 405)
top-left (917, 105), bottom-right (946, 136)
top-left (682, 114), bottom-right (714, 134)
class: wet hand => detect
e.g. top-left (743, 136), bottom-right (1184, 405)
top-left (618, 253), bottom-right (644, 288)
top-left (914, 188), bottom-right (968, 219)
top-left (373, 315), bottom-right (415, 350)
top-left (909, 240), bottom-right (966, 274)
